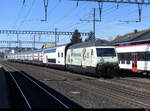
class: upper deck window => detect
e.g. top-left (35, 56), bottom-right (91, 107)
top-left (61, 52), bottom-right (63, 57)
top-left (44, 48), bottom-right (56, 53)
top-left (96, 48), bottom-right (116, 57)
top-left (91, 49), bottom-right (93, 55)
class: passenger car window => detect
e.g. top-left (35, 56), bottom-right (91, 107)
top-left (58, 53), bottom-right (60, 57)
top-left (61, 53), bottom-right (63, 57)
top-left (91, 49), bottom-right (93, 55)
top-left (138, 52), bottom-right (145, 61)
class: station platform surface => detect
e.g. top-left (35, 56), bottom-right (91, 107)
top-left (0, 66), bottom-right (10, 108)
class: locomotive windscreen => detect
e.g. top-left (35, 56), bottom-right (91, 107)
top-left (96, 48), bottom-right (116, 57)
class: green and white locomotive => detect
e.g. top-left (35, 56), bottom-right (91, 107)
top-left (66, 41), bottom-right (118, 77)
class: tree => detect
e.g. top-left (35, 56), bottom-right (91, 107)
top-left (70, 29), bottom-right (82, 43)
top-left (85, 31), bottom-right (94, 42)
top-left (134, 29), bottom-right (138, 33)
top-left (114, 35), bottom-right (120, 40)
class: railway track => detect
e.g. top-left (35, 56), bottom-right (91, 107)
top-left (3, 64), bottom-right (71, 109)
top-left (110, 78), bottom-right (150, 90)
top-left (3, 62), bottom-right (150, 108)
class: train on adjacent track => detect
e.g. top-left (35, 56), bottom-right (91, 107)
top-left (6, 41), bottom-right (118, 77)
top-left (115, 39), bottom-right (150, 76)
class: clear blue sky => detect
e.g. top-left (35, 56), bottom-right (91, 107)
top-left (0, 0), bottom-right (150, 48)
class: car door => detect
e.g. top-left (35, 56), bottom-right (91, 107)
top-left (131, 52), bottom-right (138, 72)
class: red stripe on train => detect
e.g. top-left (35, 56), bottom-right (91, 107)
top-left (115, 43), bottom-right (150, 48)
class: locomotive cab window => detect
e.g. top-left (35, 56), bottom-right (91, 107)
top-left (96, 48), bottom-right (116, 57)
top-left (58, 52), bottom-right (60, 57)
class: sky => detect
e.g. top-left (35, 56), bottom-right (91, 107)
top-left (0, 0), bottom-right (150, 49)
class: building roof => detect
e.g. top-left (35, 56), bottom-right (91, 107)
top-left (115, 39), bottom-right (150, 46)
top-left (112, 29), bottom-right (150, 44)
top-left (68, 39), bottom-right (112, 49)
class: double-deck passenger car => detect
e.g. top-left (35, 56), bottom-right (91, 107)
top-left (42, 44), bottom-right (72, 69)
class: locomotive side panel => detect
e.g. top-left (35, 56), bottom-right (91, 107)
top-left (66, 45), bottom-right (118, 75)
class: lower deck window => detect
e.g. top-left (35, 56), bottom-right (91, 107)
top-left (118, 51), bottom-right (150, 64)
top-left (48, 59), bottom-right (56, 63)
top-left (138, 52), bottom-right (145, 61)
top-left (121, 60), bottom-right (125, 64)
top-left (126, 60), bottom-right (130, 64)
top-left (118, 53), bottom-right (131, 64)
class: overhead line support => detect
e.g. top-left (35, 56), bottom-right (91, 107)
top-left (0, 30), bottom-right (90, 36)
top-left (41, 0), bottom-right (49, 21)
top-left (80, 8), bottom-right (101, 41)
top-left (72, 0), bottom-right (150, 5)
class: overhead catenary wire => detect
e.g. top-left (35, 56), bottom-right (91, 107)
top-left (17, 0), bottom-right (36, 30)
top-left (60, 4), bottom-right (118, 33)
top-left (54, 3), bottom-right (117, 31)
top-left (57, 3), bottom-right (90, 30)
top-left (19, 1), bottom-right (61, 23)
top-left (64, 21), bottom-right (85, 30)
top-left (48, 1), bottom-right (61, 15)
top-left (11, 6), bottom-right (24, 30)
top-left (10, 1), bottom-right (25, 41)
top-left (52, 2), bottom-right (88, 28)
top-left (52, 8), bottom-right (77, 27)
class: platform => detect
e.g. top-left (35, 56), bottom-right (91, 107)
top-left (0, 66), bottom-right (10, 108)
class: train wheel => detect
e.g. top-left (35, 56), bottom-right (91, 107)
top-left (96, 66), bottom-right (103, 77)
top-left (142, 72), bottom-right (150, 77)
top-left (106, 68), bottom-right (113, 78)
top-left (146, 72), bottom-right (150, 77)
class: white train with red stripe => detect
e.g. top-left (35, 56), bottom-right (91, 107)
top-left (115, 39), bottom-right (150, 74)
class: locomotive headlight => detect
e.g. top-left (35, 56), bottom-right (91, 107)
top-left (98, 64), bottom-right (102, 66)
